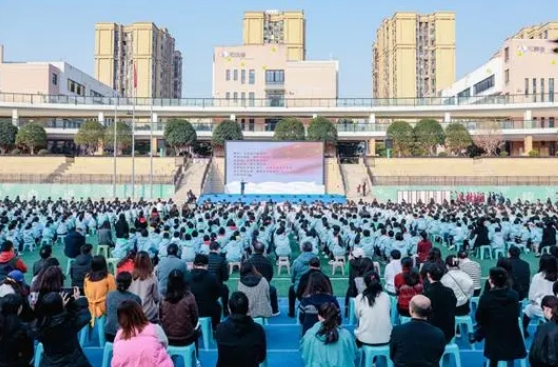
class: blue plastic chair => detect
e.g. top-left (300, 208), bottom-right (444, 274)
top-left (348, 298), bottom-right (356, 325)
top-left (198, 317), bottom-right (213, 351)
top-left (455, 315), bottom-right (475, 349)
top-left (478, 245), bottom-right (493, 260)
top-left (399, 316), bottom-right (412, 324)
top-left (440, 342), bottom-right (461, 367)
top-left (470, 297), bottom-right (480, 318)
top-left (80, 316), bottom-right (106, 347)
top-left (34, 343), bottom-right (44, 367)
top-left (359, 344), bottom-right (393, 367)
top-left (389, 296), bottom-right (399, 325)
top-left (101, 342), bottom-right (113, 367)
top-left (253, 317), bottom-right (269, 326)
top-left (167, 344), bottom-right (197, 367)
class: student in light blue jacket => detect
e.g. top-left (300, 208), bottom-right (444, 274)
top-left (224, 232), bottom-right (243, 262)
top-left (181, 233), bottom-right (197, 262)
top-left (275, 227), bottom-right (292, 257)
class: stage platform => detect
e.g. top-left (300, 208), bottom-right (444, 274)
top-left (198, 194), bottom-right (347, 204)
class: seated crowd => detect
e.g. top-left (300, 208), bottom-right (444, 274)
top-left (0, 196), bottom-right (557, 367)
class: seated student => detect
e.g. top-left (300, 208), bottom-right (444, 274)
top-left (491, 227), bottom-right (506, 250)
top-left (224, 233), bottom-right (243, 263)
top-left (180, 233), bottom-right (197, 262)
top-left (301, 302), bottom-right (358, 367)
top-left (70, 244), bottom-right (93, 291)
top-left (33, 245), bottom-right (60, 277)
top-left (215, 292), bottom-right (267, 367)
top-left (274, 227), bottom-right (292, 258)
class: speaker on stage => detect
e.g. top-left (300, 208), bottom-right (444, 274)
top-left (385, 139), bottom-right (393, 149)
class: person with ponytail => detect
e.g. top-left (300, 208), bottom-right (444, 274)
top-left (529, 295), bottom-right (558, 367)
top-left (0, 294), bottom-right (34, 367)
top-left (300, 302), bottom-right (358, 367)
top-left (104, 272), bottom-right (141, 343)
top-left (354, 271), bottom-right (392, 347)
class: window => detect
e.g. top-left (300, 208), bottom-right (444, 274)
top-left (525, 78), bottom-right (529, 96)
top-left (52, 73), bottom-right (58, 86)
top-left (550, 78), bottom-right (555, 102)
top-left (248, 92), bottom-right (255, 107)
top-left (504, 69), bottom-right (510, 84)
top-left (504, 47), bottom-right (509, 62)
top-left (457, 88), bottom-right (470, 99)
top-left (248, 118), bottom-right (255, 132)
top-left (67, 79), bottom-right (85, 96)
top-left (240, 92), bottom-right (245, 106)
top-left (541, 117), bottom-right (546, 128)
top-left (248, 69), bottom-right (255, 84)
top-left (533, 78), bottom-right (537, 102)
top-left (541, 78), bottom-right (545, 102)
top-left (90, 90), bottom-right (103, 98)
top-left (265, 70), bottom-right (285, 84)
top-left (233, 92), bottom-right (238, 101)
top-left (241, 70), bottom-right (246, 84)
top-left (233, 69), bottom-right (238, 81)
top-left (473, 75), bottom-right (495, 95)
top-left (225, 69), bottom-right (231, 81)
top-left (225, 92), bottom-right (230, 100)
top-left (550, 117), bottom-right (555, 128)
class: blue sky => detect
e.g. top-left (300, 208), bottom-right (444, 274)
top-left (0, 0), bottom-right (555, 97)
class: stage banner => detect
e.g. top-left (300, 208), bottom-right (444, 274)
top-left (225, 141), bottom-right (325, 194)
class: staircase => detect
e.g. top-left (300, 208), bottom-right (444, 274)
top-left (173, 159), bottom-right (211, 202)
top-left (340, 161), bottom-right (372, 198)
top-left (325, 158), bottom-right (344, 195)
top-left (44, 162), bottom-right (73, 183)
top-left (202, 158), bottom-right (225, 194)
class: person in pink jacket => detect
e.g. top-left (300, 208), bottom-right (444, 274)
top-left (111, 300), bottom-right (173, 367)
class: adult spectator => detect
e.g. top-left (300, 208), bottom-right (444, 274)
top-left (394, 257), bottom-right (423, 317)
top-left (249, 241), bottom-right (279, 316)
top-left (508, 246), bottom-right (531, 300)
top-left (476, 267), bottom-right (526, 367)
top-left (237, 261), bottom-right (272, 318)
top-left (70, 244), bottom-right (93, 291)
top-left (299, 272), bottom-right (339, 335)
top-left (540, 221), bottom-right (557, 251)
top-left (353, 272), bottom-right (392, 347)
top-left (424, 263), bottom-right (457, 343)
top-left (301, 302), bottom-right (358, 367)
top-left (523, 254), bottom-right (557, 337)
top-left (35, 290), bottom-right (92, 367)
top-left (0, 241), bottom-right (27, 280)
top-left (0, 294), bottom-right (34, 367)
top-left (215, 291), bottom-right (267, 367)
top-left (416, 232), bottom-right (432, 264)
top-left (33, 245), bottom-right (59, 277)
top-left (384, 250), bottom-right (402, 295)
top-left (134, 212), bottom-right (149, 231)
top-left (419, 248), bottom-right (444, 289)
top-left (111, 300), bottom-right (173, 367)
top-left (441, 255), bottom-right (474, 316)
top-left (296, 257), bottom-right (333, 300)
top-left (457, 250), bottom-right (482, 296)
top-left (83, 255), bottom-right (116, 322)
top-left (156, 243), bottom-right (188, 297)
top-left (114, 213), bottom-right (129, 239)
top-left (63, 226), bottom-right (86, 259)
top-left (207, 241), bottom-right (230, 316)
top-left (159, 269), bottom-right (199, 353)
top-left (289, 241), bottom-right (315, 317)
top-left (389, 295), bottom-right (446, 367)
top-left (190, 254), bottom-right (222, 330)
top-left (30, 265), bottom-right (65, 318)
top-left (129, 251), bottom-right (159, 322)
top-left (345, 250), bottom-right (376, 315)
top-left (0, 271), bottom-right (33, 322)
top-left (104, 271), bottom-right (141, 343)
top-left (529, 295), bottom-right (558, 367)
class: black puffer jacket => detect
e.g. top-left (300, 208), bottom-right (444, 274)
top-left (70, 254), bottom-right (92, 290)
top-left (530, 321), bottom-right (558, 367)
top-left (35, 297), bottom-right (92, 367)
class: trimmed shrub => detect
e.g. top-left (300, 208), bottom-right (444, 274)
top-left (37, 149), bottom-right (49, 156)
top-left (10, 148), bottom-right (21, 155)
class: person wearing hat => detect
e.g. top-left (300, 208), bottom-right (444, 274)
top-left (0, 241), bottom-right (28, 282)
top-left (0, 270), bottom-right (34, 321)
top-left (190, 254), bottom-right (222, 330)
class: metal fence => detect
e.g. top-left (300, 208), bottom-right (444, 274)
top-left (0, 174), bottom-right (174, 184)
top-left (372, 176), bottom-right (558, 186)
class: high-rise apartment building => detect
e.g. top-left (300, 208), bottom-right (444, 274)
top-left (510, 22), bottom-right (558, 40)
top-left (372, 12), bottom-right (456, 99)
top-left (243, 10), bottom-right (306, 61)
top-left (94, 22), bottom-right (182, 98)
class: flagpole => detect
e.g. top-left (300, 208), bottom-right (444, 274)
top-left (131, 65), bottom-right (136, 200)
top-left (112, 90), bottom-right (117, 198)
top-left (149, 101), bottom-right (154, 200)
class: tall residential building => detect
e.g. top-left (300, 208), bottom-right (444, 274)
top-left (94, 22), bottom-right (182, 98)
top-left (243, 10), bottom-right (306, 61)
top-left (510, 22), bottom-right (558, 40)
top-left (173, 51), bottom-right (183, 99)
top-left (372, 12), bottom-right (456, 99)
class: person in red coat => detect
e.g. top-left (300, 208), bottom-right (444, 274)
top-left (416, 232), bottom-right (433, 264)
top-left (394, 257), bottom-right (424, 317)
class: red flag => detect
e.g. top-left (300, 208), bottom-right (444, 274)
top-left (133, 62), bottom-right (137, 90)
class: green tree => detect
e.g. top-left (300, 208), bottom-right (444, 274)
top-left (164, 118), bottom-right (197, 156)
top-left (306, 117), bottom-right (337, 143)
top-left (386, 120), bottom-right (414, 157)
top-left (413, 119), bottom-right (445, 156)
top-left (212, 119), bottom-right (243, 147)
top-left (0, 120), bottom-right (18, 154)
top-left (74, 120), bottom-right (105, 154)
top-left (273, 117), bottom-right (305, 140)
top-left (15, 123), bottom-right (47, 155)
top-left (444, 123), bottom-right (472, 156)
top-left (104, 121), bottom-right (132, 155)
